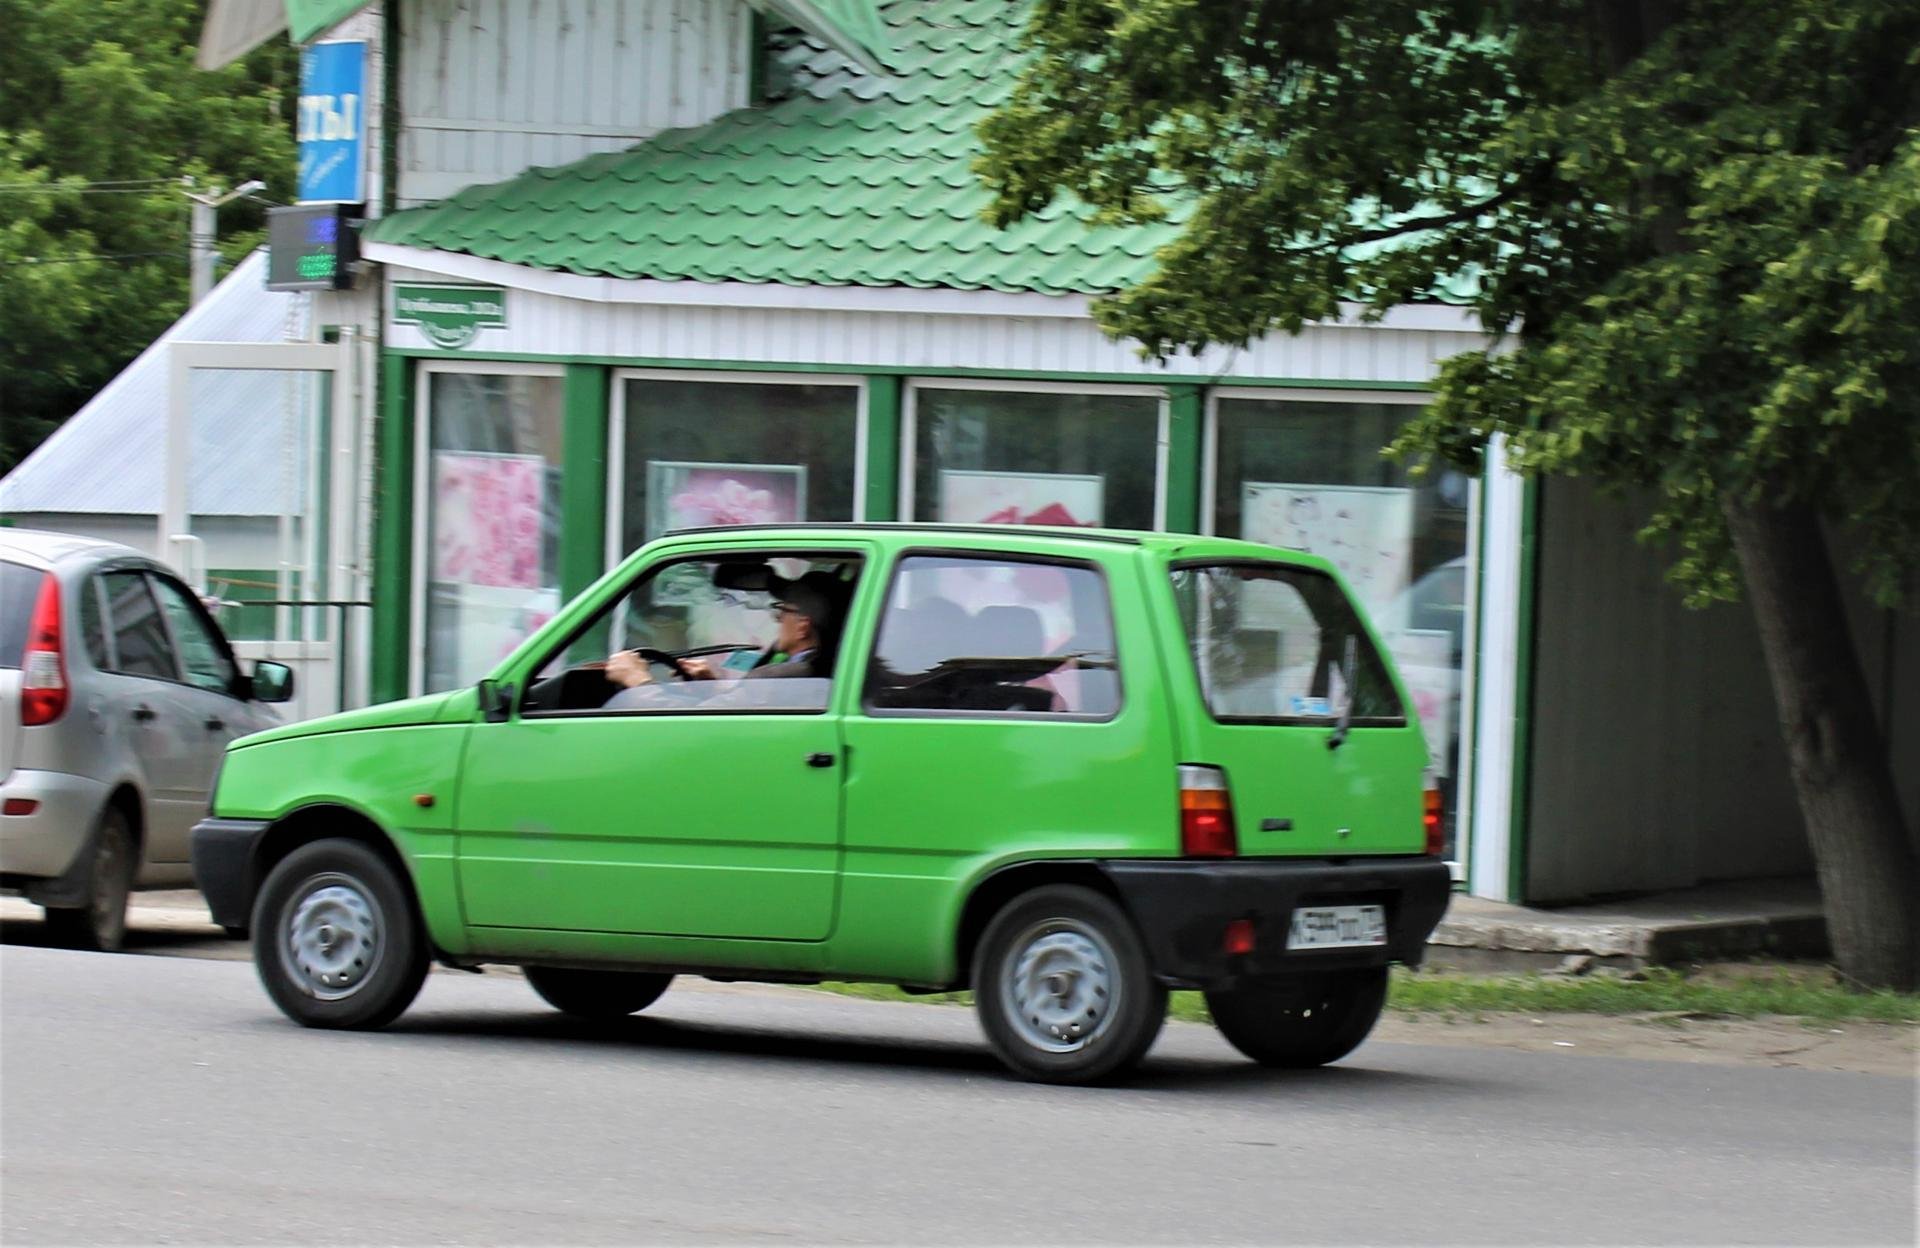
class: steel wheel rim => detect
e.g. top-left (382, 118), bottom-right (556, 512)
top-left (999, 918), bottom-right (1121, 1054)
top-left (283, 873), bottom-right (385, 1001)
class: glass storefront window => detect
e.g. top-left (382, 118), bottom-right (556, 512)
top-left (910, 387), bottom-right (1160, 530)
top-left (423, 370), bottom-right (565, 693)
top-left (1212, 395), bottom-right (1474, 857)
top-left (617, 376), bottom-right (860, 556)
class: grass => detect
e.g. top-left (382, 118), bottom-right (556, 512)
top-left (817, 963), bottom-right (1920, 1025)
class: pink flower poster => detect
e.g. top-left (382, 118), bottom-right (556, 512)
top-left (432, 451), bottom-right (546, 589)
top-left (646, 461), bottom-right (806, 538)
top-left (938, 470), bottom-right (1104, 528)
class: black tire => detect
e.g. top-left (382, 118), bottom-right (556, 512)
top-left (524, 966), bottom-right (673, 1018)
top-left (251, 838), bottom-right (428, 1030)
top-left (44, 806), bottom-right (136, 952)
top-left (972, 885), bottom-right (1167, 1085)
top-left (1205, 968), bottom-right (1389, 1068)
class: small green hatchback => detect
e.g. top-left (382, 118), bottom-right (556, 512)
top-left (193, 525), bottom-right (1450, 1084)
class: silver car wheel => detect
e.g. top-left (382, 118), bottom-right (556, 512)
top-left (283, 874), bottom-right (385, 1001)
top-left (999, 919), bottom-right (1121, 1054)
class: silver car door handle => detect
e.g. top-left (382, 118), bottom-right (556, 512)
top-left (131, 704), bottom-right (157, 722)
top-left (204, 716), bottom-right (225, 731)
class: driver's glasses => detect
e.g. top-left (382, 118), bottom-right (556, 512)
top-left (771, 602), bottom-right (804, 619)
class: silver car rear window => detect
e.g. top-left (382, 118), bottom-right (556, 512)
top-left (0, 560), bottom-right (47, 669)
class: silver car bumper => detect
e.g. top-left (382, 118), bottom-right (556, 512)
top-left (0, 770), bottom-right (109, 879)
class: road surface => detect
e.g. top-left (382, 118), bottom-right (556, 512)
top-left (2, 945), bottom-right (1913, 1244)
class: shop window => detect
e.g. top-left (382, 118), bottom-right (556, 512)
top-left (1212, 396), bottom-right (1473, 857)
top-left (910, 387), bottom-right (1159, 530)
top-left (617, 377), bottom-right (859, 555)
top-left (423, 370), bottom-right (566, 694)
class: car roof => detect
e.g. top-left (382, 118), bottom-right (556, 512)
top-left (0, 526), bottom-right (150, 571)
top-left (651, 523), bottom-right (1332, 568)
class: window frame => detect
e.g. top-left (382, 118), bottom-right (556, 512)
top-left (859, 547), bottom-right (1126, 725)
top-left (900, 378), bottom-right (1172, 531)
top-left (1167, 557), bottom-right (1409, 729)
top-left (146, 570), bottom-right (245, 700)
top-left (517, 546), bottom-right (869, 722)
top-left (606, 368), bottom-right (870, 570)
top-left (410, 358), bottom-right (569, 698)
top-left (97, 567), bottom-right (185, 685)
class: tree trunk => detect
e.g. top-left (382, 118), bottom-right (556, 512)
top-left (1722, 497), bottom-right (1919, 991)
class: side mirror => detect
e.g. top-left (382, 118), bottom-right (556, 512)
top-left (479, 678), bottom-right (515, 724)
top-left (252, 660), bottom-right (295, 704)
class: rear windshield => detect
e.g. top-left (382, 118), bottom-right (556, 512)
top-left (1169, 562), bottom-right (1404, 725)
top-left (1, 561), bottom-right (47, 669)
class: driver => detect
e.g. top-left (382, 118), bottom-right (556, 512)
top-left (603, 577), bottom-right (835, 698)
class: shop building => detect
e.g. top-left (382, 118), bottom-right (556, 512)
top-left (108, 0), bottom-right (1912, 905)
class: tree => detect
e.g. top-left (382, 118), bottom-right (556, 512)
top-left (0, 0), bottom-right (296, 475)
top-left (979, 0), bottom-right (1920, 988)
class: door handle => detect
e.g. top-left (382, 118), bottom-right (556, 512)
top-left (805, 752), bottom-right (836, 769)
top-left (131, 704), bottom-right (157, 722)
top-left (204, 717), bottom-right (226, 731)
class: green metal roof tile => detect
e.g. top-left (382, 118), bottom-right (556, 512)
top-left (368, 0), bottom-right (1469, 304)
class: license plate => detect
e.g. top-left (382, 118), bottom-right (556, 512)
top-left (1286, 904), bottom-right (1388, 951)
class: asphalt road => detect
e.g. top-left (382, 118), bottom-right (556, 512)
top-left (2, 946), bottom-right (1914, 1246)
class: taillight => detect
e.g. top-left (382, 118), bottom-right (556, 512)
top-left (1422, 777), bottom-right (1444, 856)
top-left (20, 574), bottom-right (68, 727)
top-left (1179, 764), bottom-right (1237, 857)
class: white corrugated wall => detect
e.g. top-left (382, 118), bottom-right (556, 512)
top-left (396, 0), bottom-right (752, 206)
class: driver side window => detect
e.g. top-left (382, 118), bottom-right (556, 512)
top-left (528, 552), bottom-right (863, 716)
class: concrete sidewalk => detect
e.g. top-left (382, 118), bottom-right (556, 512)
top-left (6, 879), bottom-right (1831, 974)
top-left (1427, 876), bottom-right (1827, 971)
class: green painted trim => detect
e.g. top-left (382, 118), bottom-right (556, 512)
top-left (1464, 463), bottom-right (1492, 885)
top-left (863, 374), bottom-right (903, 521)
top-left (1506, 473), bottom-right (1542, 903)
top-left (1162, 385), bottom-right (1204, 533)
top-left (370, 353), bottom-right (415, 703)
top-left (560, 364), bottom-right (612, 602)
top-left (388, 349), bottom-right (1433, 392)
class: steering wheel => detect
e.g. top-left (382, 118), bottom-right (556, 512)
top-left (629, 646), bottom-right (699, 681)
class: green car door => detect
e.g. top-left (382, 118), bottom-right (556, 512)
top-left (452, 545), bottom-right (870, 941)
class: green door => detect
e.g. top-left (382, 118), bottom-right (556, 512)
top-left (453, 547), bottom-right (869, 941)
top-left (455, 713), bottom-right (844, 939)
top-left (1163, 559), bottom-right (1428, 858)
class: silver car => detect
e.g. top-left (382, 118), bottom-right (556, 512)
top-left (0, 529), bottom-right (292, 950)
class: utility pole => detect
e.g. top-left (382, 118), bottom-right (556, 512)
top-left (182, 177), bottom-right (266, 305)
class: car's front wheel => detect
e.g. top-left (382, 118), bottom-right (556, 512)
top-left (524, 966), bottom-right (673, 1018)
top-left (1205, 968), bottom-right (1388, 1068)
top-left (44, 806), bottom-right (136, 952)
top-left (973, 885), bottom-right (1167, 1085)
top-left (252, 838), bottom-right (428, 1030)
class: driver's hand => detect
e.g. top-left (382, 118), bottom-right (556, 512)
top-left (605, 650), bottom-right (653, 688)
top-left (678, 657), bottom-right (718, 681)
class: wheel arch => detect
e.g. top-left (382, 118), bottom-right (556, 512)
top-left (952, 859), bottom-right (1124, 992)
top-left (243, 804), bottom-right (423, 936)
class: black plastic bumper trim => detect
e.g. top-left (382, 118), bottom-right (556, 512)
top-left (190, 818), bottom-right (271, 931)
top-left (1099, 857), bottom-right (1453, 989)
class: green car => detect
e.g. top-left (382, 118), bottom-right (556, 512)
top-left (192, 525), bottom-right (1450, 1084)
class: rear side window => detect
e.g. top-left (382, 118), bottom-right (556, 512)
top-left (864, 555), bottom-right (1121, 718)
top-left (0, 561), bottom-right (45, 668)
top-left (1170, 562), bottom-right (1403, 724)
top-left (79, 577), bottom-right (111, 669)
top-left (102, 572), bottom-right (179, 681)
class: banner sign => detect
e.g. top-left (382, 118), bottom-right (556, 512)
top-left (393, 284), bottom-right (508, 349)
top-left (298, 40), bottom-right (366, 203)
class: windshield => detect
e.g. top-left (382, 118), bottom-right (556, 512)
top-left (1169, 562), bottom-right (1403, 724)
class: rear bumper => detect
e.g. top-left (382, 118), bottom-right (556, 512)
top-left (190, 817), bottom-right (271, 930)
top-left (1100, 857), bottom-right (1452, 990)
top-left (0, 770), bottom-right (108, 880)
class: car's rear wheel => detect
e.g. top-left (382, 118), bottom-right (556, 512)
top-left (524, 966), bottom-right (673, 1018)
top-left (252, 838), bottom-right (428, 1030)
top-left (973, 885), bottom-right (1167, 1085)
top-left (45, 806), bottom-right (136, 952)
top-left (1205, 968), bottom-right (1389, 1068)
